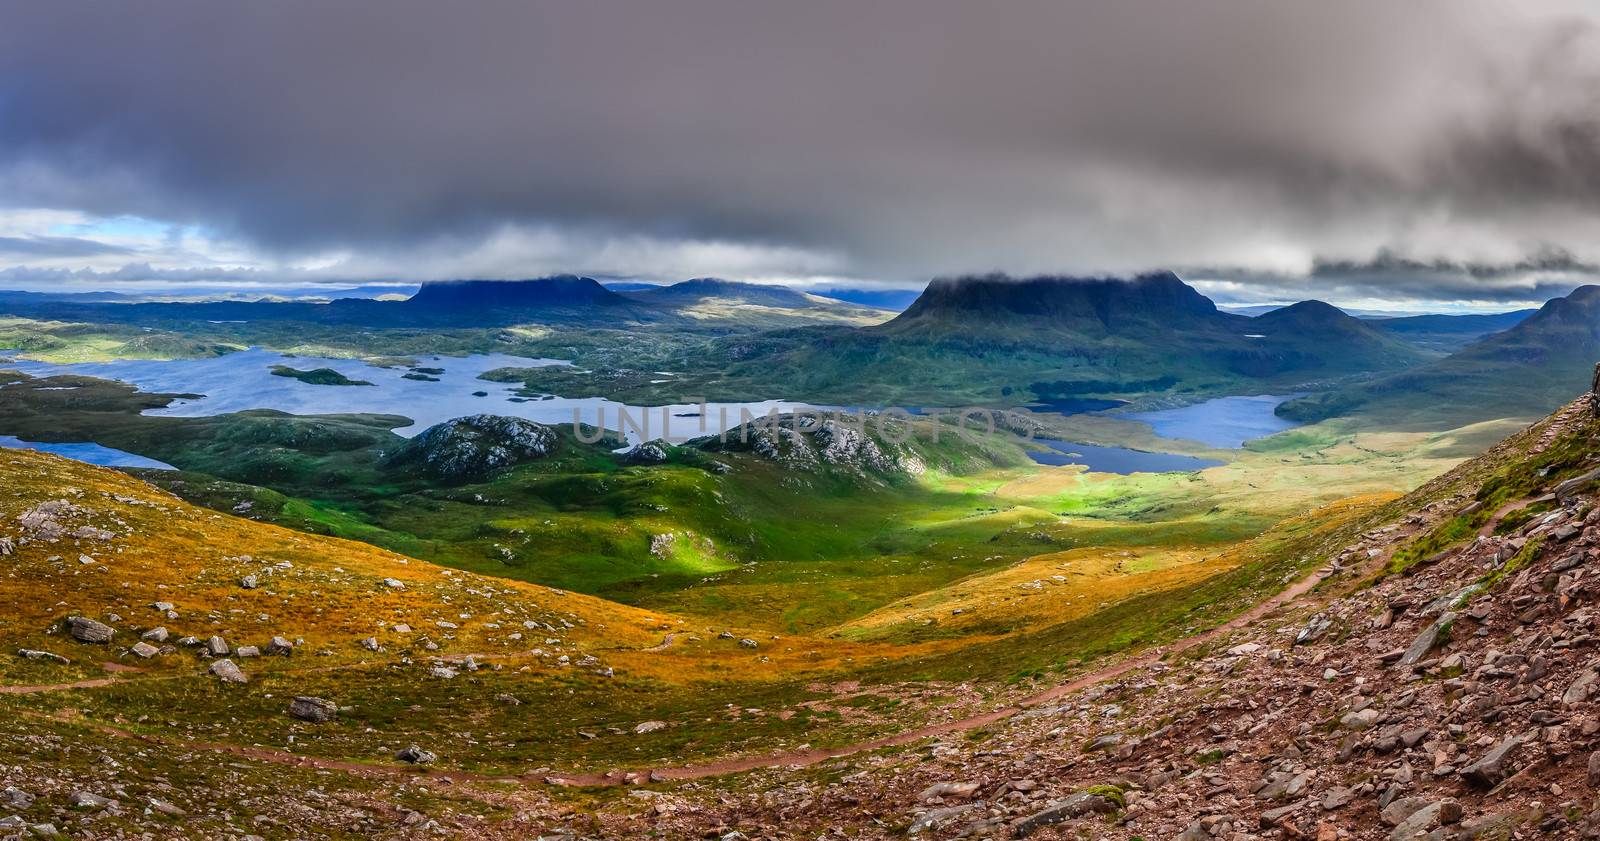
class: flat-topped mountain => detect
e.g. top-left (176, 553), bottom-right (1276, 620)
top-left (1281, 284), bottom-right (1600, 426)
top-left (884, 271), bottom-right (1225, 334)
top-left (406, 275), bottom-right (629, 310)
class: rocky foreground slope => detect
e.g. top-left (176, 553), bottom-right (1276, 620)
top-left (542, 393), bottom-right (1600, 838)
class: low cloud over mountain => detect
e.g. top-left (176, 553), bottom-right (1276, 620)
top-left (4, 2), bottom-right (1600, 305)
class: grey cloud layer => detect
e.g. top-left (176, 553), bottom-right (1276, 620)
top-left (2, 1), bottom-right (1600, 297)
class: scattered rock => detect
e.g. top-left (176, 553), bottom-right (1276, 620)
top-left (66, 616), bottom-right (113, 644)
top-left (68, 791), bottom-right (114, 810)
top-left (1460, 736), bottom-right (1522, 789)
top-left (208, 658), bottom-right (247, 684)
top-left (395, 745), bottom-right (436, 764)
top-left (1013, 791), bottom-right (1119, 837)
top-left (288, 696), bottom-right (339, 723)
top-left (1397, 612), bottom-right (1454, 667)
top-left (918, 781), bottom-right (979, 801)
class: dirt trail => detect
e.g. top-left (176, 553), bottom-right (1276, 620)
top-left (641, 632), bottom-right (679, 653)
top-left (1477, 495), bottom-right (1548, 538)
top-left (5, 493), bottom-right (1521, 789)
top-left (0, 677), bottom-right (120, 694)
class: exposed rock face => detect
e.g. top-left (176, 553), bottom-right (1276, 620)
top-left (624, 440), bottom-right (671, 464)
top-left (697, 413), bottom-right (930, 480)
top-left (387, 414), bottom-right (557, 479)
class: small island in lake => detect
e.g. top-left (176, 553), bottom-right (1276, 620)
top-left (269, 365), bottom-right (374, 386)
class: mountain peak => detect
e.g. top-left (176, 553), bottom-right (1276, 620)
top-left (1260, 299), bottom-right (1345, 318)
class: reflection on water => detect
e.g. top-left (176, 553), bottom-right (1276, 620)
top-left (1, 348), bottom-right (821, 443)
top-left (1022, 393), bottom-right (1299, 474)
top-left (1124, 394), bottom-right (1302, 449)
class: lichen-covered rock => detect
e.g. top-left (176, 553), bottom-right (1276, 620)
top-left (288, 696), bottom-right (339, 723)
top-left (66, 616), bottom-right (113, 644)
top-left (209, 658), bottom-right (248, 684)
top-left (387, 414), bottom-right (557, 479)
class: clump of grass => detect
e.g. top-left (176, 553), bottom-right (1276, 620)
top-left (1082, 784), bottom-right (1126, 808)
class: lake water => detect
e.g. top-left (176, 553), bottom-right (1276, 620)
top-left (0, 436), bottom-right (176, 470)
top-left (2, 348), bottom-right (1301, 476)
top-left (1124, 394), bottom-right (1301, 449)
top-left (0, 348), bottom-right (823, 443)
top-left (1021, 393), bottom-right (1299, 474)
top-left (1024, 397), bottom-right (1128, 415)
top-left (1028, 440), bottom-right (1221, 474)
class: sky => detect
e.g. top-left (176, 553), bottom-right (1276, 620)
top-left (3, 2), bottom-right (1600, 311)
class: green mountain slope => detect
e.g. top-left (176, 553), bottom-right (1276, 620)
top-left (1368, 308), bottom-right (1535, 352)
top-left (1281, 285), bottom-right (1600, 427)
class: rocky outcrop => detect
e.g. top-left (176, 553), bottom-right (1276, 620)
top-left (386, 414), bottom-right (557, 479)
top-left (695, 413), bottom-right (929, 480)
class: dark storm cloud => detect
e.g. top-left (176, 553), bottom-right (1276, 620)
top-left (0, 235), bottom-right (132, 259)
top-left (2, 1), bottom-right (1600, 296)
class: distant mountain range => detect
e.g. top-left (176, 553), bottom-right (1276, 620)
top-left (0, 272), bottom-right (1558, 410)
top-left (0, 275), bottom-right (889, 330)
top-left (1280, 286), bottom-right (1600, 426)
top-left (683, 272), bottom-right (1432, 404)
top-left (1363, 309), bottom-right (1537, 353)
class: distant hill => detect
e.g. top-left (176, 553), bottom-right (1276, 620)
top-left (633, 278), bottom-right (820, 308)
top-left (1248, 300), bottom-right (1423, 372)
top-left (625, 277), bottom-right (891, 327)
top-left (1280, 286), bottom-right (1600, 426)
top-left (1366, 309), bottom-right (1536, 353)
